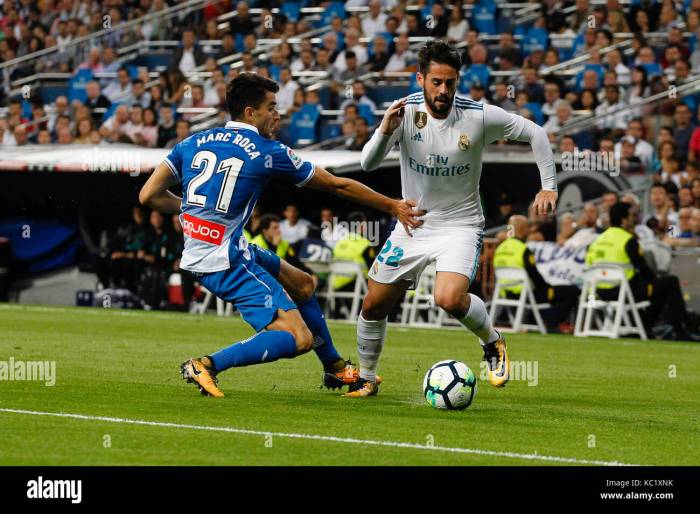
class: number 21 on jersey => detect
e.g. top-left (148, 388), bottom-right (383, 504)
top-left (186, 150), bottom-right (244, 213)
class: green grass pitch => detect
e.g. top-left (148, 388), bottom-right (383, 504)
top-left (0, 304), bottom-right (698, 466)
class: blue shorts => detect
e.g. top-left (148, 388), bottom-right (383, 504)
top-left (197, 251), bottom-right (295, 332)
top-left (249, 244), bottom-right (281, 279)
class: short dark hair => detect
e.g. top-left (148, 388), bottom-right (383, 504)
top-left (418, 40), bottom-right (461, 75)
top-left (259, 213), bottom-right (281, 232)
top-left (609, 202), bottom-right (632, 227)
top-left (226, 72), bottom-right (279, 120)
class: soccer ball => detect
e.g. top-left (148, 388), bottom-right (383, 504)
top-left (423, 360), bottom-right (477, 410)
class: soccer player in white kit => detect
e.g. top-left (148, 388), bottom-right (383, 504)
top-left (346, 41), bottom-right (558, 397)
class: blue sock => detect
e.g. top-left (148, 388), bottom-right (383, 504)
top-left (209, 331), bottom-right (297, 372)
top-left (297, 294), bottom-right (342, 368)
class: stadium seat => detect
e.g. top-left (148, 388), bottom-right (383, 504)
top-left (523, 27), bottom-right (549, 54)
top-left (319, 120), bottom-right (341, 141)
top-left (325, 261), bottom-right (367, 321)
top-left (574, 264), bottom-right (649, 340)
top-left (192, 285), bottom-right (233, 316)
top-left (460, 64), bottom-right (490, 93)
top-left (289, 104), bottom-right (321, 146)
top-left (488, 267), bottom-right (550, 334)
top-left (400, 264), bottom-right (441, 326)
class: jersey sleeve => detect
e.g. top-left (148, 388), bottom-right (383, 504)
top-left (483, 104), bottom-right (557, 191)
top-left (270, 143), bottom-right (315, 187)
top-left (163, 142), bottom-right (184, 183)
top-left (360, 99), bottom-right (404, 171)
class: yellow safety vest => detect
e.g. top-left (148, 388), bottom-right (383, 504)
top-left (251, 234), bottom-right (291, 259)
top-left (332, 233), bottom-right (371, 290)
top-left (243, 229), bottom-right (252, 242)
top-left (585, 226), bottom-right (636, 288)
top-left (493, 237), bottom-right (528, 295)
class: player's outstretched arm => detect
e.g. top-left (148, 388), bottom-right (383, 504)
top-left (139, 161), bottom-right (182, 214)
top-left (360, 98), bottom-right (406, 171)
top-left (305, 166), bottom-right (426, 235)
top-left (483, 104), bottom-right (558, 215)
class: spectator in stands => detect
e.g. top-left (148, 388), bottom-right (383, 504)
top-left (140, 108), bottom-right (159, 148)
top-left (165, 119), bottom-right (190, 149)
top-left (619, 136), bottom-right (645, 174)
top-left (36, 35), bottom-right (70, 73)
top-left (99, 104), bottom-right (129, 142)
top-left (74, 117), bottom-right (95, 144)
top-left (253, 213), bottom-right (295, 260)
top-left (123, 105), bottom-right (145, 145)
top-left (367, 35), bottom-right (390, 72)
top-left (84, 80), bottom-right (111, 125)
top-left (341, 119), bottom-right (356, 148)
top-left (340, 80), bottom-right (376, 112)
top-left (10, 125), bottom-right (29, 146)
top-left (614, 119), bottom-right (654, 169)
top-left (542, 82), bottom-right (562, 120)
top-left (672, 103), bottom-right (695, 166)
top-left (651, 140), bottom-right (678, 174)
top-left (346, 117), bottom-right (371, 151)
top-left (447, 5), bottom-right (469, 44)
top-left (362, 0), bottom-right (388, 39)
top-left (679, 186), bottom-right (695, 208)
top-left (645, 183), bottom-right (679, 231)
top-left (468, 83), bottom-right (488, 104)
top-left (230, 1), bottom-right (256, 36)
top-left (543, 101), bottom-right (573, 139)
top-left (276, 67), bottom-right (299, 113)
top-left (37, 129), bottom-right (52, 145)
top-left (491, 81), bottom-right (516, 111)
top-left (313, 47), bottom-right (333, 73)
top-left (605, 48), bottom-right (630, 86)
top-left (139, 210), bottom-right (178, 310)
top-left (686, 162), bottom-right (700, 189)
top-left (157, 105), bottom-right (176, 148)
top-left (130, 79), bottom-right (152, 109)
top-left (519, 65), bottom-right (544, 104)
top-left (494, 215), bottom-right (580, 332)
top-left (385, 34), bottom-right (416, 72)
top-left (660, 155), bottom-right (687, 189)
top-left (334, 28), bottom-right (368, 72)
top-left (56, 126), bottom-right (73, 145)
top-left (595, 85), bottom-right (628, 136)
top-left (172, 28), bottom-right (204, 75)
top-left (559, 135), bottom-right (577, 154)
top-left (334, 50), bottom-right (365, 83)
top-left (587, 202), bottom-right (700, 341)
top-left (104, 67), bottom-right (133, 103)
top-left (280, 204), bottom-right (311, 245)
top-left (664, 207), bottom-right (700, 247)
top-left (78, 46), bottom-right (104, 73)
top-left (182, 85), bottom-right (207, 119)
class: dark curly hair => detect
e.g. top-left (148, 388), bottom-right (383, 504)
top-left (417, 40), bottom-right (462, 75)
top-left (226, 72), bottom-right (280, 120)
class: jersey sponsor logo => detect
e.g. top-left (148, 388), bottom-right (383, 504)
top-left (458, 133), bottom-right (471, 150)
top-left (182, 213), bottom-right (225, 245)
top-left (411, 132), bottom-right (423, 142)
top-left (408, 156), bottom-right (471, 177)
top-left (414, 111), bottom-right (427, 129)
top-left (286, 146), bottom-right (304, 169)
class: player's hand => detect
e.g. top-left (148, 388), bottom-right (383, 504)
top-left (380, 98), bottom-right (407, 136)
top-left (392, 198), bottom-right (426, 237)
top-left (533, 190), bottom-right (558, 216)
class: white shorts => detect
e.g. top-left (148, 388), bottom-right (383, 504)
top-left (368, 223), bottom-right (484, 289)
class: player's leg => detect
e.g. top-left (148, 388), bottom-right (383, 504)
top-left (250, 244), bottom-right (355, 385)
top-left (181, 261), bottom-right (311, 397)
top-left (433, 228), bottom-right (508, 387)
top-left (346, 278), bottom-right (411, 397)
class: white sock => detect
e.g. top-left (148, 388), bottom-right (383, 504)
top-left (458, 293), bottom-right (500, 346)
top-left (357, 314), bottom-right (387, 382)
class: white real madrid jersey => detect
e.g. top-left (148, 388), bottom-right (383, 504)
top-left (361, 92), bottom-right (557, 230)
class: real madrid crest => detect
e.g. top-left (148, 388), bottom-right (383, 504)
top-left (414, 111), bottom-right (427, 129)
top-left (458, 133), bottom-right (470, 151)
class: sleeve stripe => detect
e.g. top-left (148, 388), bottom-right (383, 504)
top-left (163, 157), bottom-right (181, 182)
top-left (295, 164), bottom-right (315, 188)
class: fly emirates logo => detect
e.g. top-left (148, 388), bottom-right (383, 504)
top-left (408, 154), bottom-right (471, 177)
top-left (182, 214), bottom-right (225, 245)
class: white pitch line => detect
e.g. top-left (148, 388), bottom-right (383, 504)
top-left (0, 408), bottom-right (638, 466)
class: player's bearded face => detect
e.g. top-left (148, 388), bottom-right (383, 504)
top-left (420, 64), bottom-right (458, 117)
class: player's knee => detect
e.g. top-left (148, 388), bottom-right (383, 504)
top-left (435, 294), bottom-right (467, 317)
top-left (362, 296), bottom-right (390, 320)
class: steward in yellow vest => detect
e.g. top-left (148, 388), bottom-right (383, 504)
top-left (493, 215), bottom-right (580, 331)
top-left (251, 214), bottom-right (293, 260)
top-left (331, 212), bottom-right (376, 291)
top-left (584, 201), bottom-right (700, 341)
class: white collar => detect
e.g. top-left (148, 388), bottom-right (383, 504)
top-left (225, 121), bottom-right (259, 134)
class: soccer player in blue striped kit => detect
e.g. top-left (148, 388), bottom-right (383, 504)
top-left (139, 73), bottom-right (425, 397)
